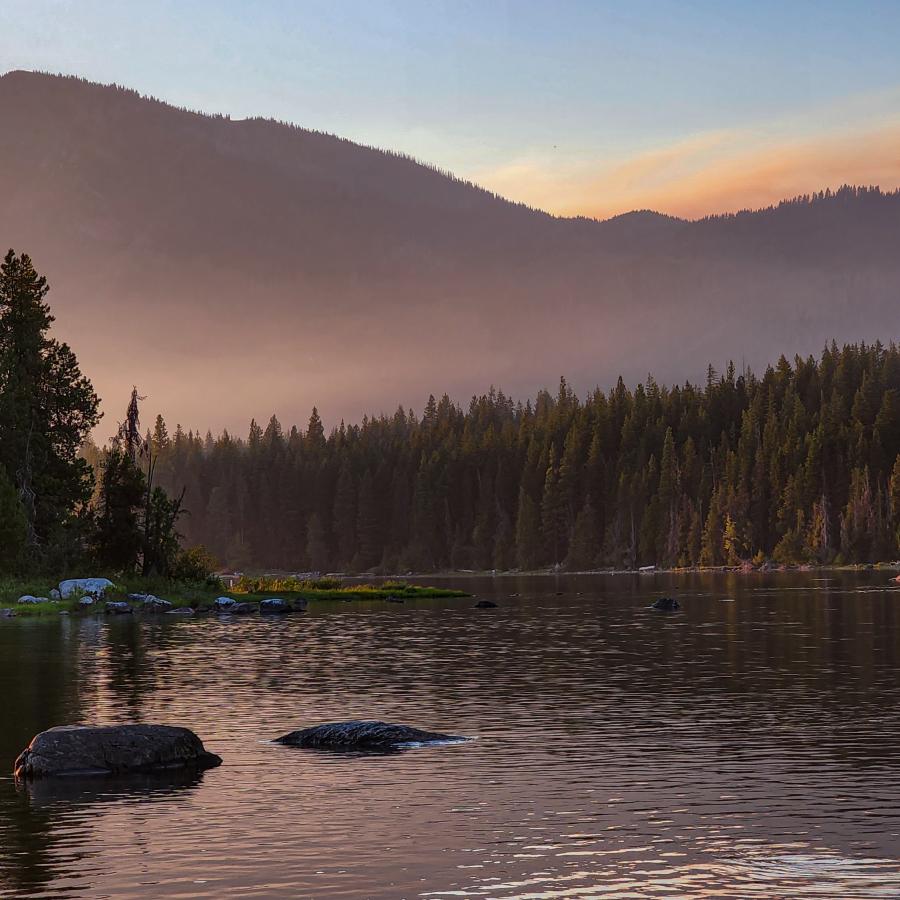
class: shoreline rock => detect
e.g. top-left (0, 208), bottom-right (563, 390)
top-left (14, 724), bottom-right (222, 780)
top-left (59, 578), bottom-right (115, 600)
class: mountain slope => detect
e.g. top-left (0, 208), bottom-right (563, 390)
top-left (1, 70), bottom-right (898, 432)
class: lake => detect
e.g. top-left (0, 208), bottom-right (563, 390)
top-left (2, 571), bottom-right (900, 898)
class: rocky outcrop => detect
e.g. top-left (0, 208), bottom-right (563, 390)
top-left (59, 578), bottom-right (115, 599)
top-left (274, 720), bottom-right (465, 751)
top-left (14, 724), bottom-right (222, 780)
top-left (651, 597), bottom-right (680, 611)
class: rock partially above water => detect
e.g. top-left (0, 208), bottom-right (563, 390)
top-left (105, 601), bottom-right (133, 615)
top-left (474, 600), bottom-right (498, 609)
top-left (213, 596), bottom-right (237, 611)
top-left (260, 598), bottom-right (291, 614)
top-left (59, 578), bottom-right (115, 599)
top-left (651, 597), bottom-right (680, 611)
top-left (274, 720), bottom-right (466, 751)
top-left (14, 724), bottom-right (222, 780)
top-left (142, 596), bottom-right (173, 612)
top-left (1, 608), bottom-right (15, 618)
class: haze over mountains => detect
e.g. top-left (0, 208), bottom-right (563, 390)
top-left (1, 69), bottom-right (899, 434)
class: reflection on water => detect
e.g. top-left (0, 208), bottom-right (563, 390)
top-left (2, 571), bottom-right (900, 897)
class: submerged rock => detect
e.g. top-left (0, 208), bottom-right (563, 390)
top-left (105, 601), bottom-right (133, 615)
top-left (293, 598), bottom-right (309, 612)
top-left (165, 607), bottom-right (194, 616)
top-left (274, 720), bottom-right (465, 751)
top-left (260, 598), bottom-right (290, 614)
top-left (474, 600), bottom-right (498, 609)
top-left (14, 724), bottom-right (222, 780)
top-left (59, 578), bottom-right (115, 599)
top-left (651, 597), bottom-right (680, 612)
top-left (229, 602), bottom-right (255, 615)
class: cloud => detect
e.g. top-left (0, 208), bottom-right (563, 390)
top-left (473, 116), bottom-right (900, 220)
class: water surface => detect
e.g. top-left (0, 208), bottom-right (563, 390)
top-left (2, 571), bottom-right (900, 898)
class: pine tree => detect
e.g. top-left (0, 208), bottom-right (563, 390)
top-left (0, 464), bottom-right (27, 572)
top-left (515, 487), bottom-right (541, 569)
top-left (566, 497), bottom-right (601, 570)
top-left (0, 250), bottom-right (100, 557)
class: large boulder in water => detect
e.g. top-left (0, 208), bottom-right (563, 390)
top-left (274, 720), bottom-right (465, 751)
top-left (14, 724), bottom-right (222, 780)
top-left (59, 578), bottom-right (115, 599)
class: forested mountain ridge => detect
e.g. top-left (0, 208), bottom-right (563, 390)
top-left (143, 343), bottom-right (900, 572)
top-left (2, 70), bottom-right (900, 433)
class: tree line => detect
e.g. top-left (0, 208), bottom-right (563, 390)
top-left (6, 246), bottom-right (900, 577)
top-left (136, 340), bottom-right (900, 573)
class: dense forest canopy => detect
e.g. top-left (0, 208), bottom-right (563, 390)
top-left (137, 341), bottom-right (900, 573)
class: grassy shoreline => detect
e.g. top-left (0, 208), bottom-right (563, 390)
top-left (0, 577), bottom-right (470, 618)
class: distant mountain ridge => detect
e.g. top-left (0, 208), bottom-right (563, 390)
top-left (1, 69), bottom-right (899, 432)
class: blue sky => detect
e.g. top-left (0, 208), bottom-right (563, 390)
top-left (3, 0), bottom-right (900, 216)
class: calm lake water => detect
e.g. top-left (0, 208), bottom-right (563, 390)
top-left (2, 572), bottom-right (900, 898)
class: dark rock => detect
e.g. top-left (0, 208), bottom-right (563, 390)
top-left (14, 724), bottom-right (222, 780)
top-left (474, 600), bottom-right (498, 609)
top-left (292, 598), bottom-right (309, 612)
top-left (105, 601), bottom-right (133, 615)
top-left (650, 597), bottom-right (680, 612)
top-left (165, 607), bottom-right (194, 616)
top-left (229, 602), bottom-right (255, 615)
top-left (142, 596), bottom-right (173, 612)
top-left (385, 595), bottom-right (405, 603)
top-left (1, 608), bottom-right (15, 618)
top-left (260, 598), bottom-right (290, 614)
top-left (274, 720), bottom-right (465, 751)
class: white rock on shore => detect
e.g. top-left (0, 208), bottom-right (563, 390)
top-left (59, 578), bottom-right (115, 599)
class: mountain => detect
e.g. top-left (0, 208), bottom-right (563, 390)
top-left (1, 69), bottom-right (899, 433)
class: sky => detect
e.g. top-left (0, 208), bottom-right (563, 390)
top-left (2, 0), bottom-right (900, 218)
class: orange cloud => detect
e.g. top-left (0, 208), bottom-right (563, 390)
top-left (475, 118), bottom-right (900, 220)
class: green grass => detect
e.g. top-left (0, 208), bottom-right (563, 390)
top-left (0, 575), bottom-right (469, 616)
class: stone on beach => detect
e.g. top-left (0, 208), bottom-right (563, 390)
top-left (142, 596), bottom-right (174, 612)
top-left (17, 595), bottom-right (46, 604)
top-left (14, 724), bottom-right (222, 780)
top-left (59, 578), bottom-right (115, 599)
